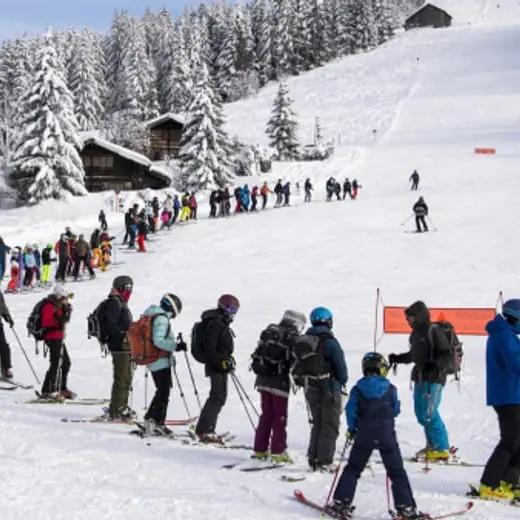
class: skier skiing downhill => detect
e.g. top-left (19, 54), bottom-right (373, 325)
top-left (410, 170), bottom-right (420, 191)
top-left (329, 352), bottom-right (427, 520)
top-left (412, 197), bottom-right (429, 232)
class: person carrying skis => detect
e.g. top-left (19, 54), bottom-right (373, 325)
top-left (251, 310), bottom-right (307, 463)
top-left (300, 307), bottom-right (348, 472)
top-left (98, 210), bottom-right (108, 231)
top-left (304, 178), bottom-right (313, 203)
top-left (329, 352), bottom-right (427, 520)
top-left (195, 294), bottom-right (240, 443)
top-left (0, 290), bottom-right (14, 380)
top-left (410, 170), bottom-right (420, 191)
top-left (477, 299), bottom-right (520, 500)
top-left (105, 275), bottom-right (134, 420)
top-left (40, 285), bottom-right (75, 399)
top-left (412, 196), bottom-right (429, 232)
top-left (142, 293), bottom-right (185, 435)
top-left (389, 301), bottom-right (452, 461)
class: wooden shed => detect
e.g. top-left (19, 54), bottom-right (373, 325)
top-left (404, 4), bottom-right (452, 30)
top-left (144, 112), bottom-right (186, 161)
top-left (81, 136), bottom-right (171, 192)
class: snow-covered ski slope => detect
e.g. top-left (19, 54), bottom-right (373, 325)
top-left (1, 1), bottom-right (520, 518)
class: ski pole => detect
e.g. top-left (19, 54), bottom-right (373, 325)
top-left (144, 368), bottom-right (149, 410)
top-left (231, 372), bottom-right (259, 417)
top-left (426, 215), bottom-right (437, 231)
top-left (230, 372), bottom-right (256, 429)
top-left (182, 349), bottom-right (202, 411)
top-left (11, 327), bottom-right (40, 385)
top-left (400, 214), bottom-right (414, 226)
top-left (324, 436), bottom-right (352, 507)
top-left (172, 364), bottom-right (192, 418)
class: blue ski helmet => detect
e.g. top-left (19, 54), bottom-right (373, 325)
top-left (310, 307), bottom-right (333, 328)
top-left (503, 299), bottom-right (520, 321)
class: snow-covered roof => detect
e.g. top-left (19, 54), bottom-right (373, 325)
top-left (144, 112), bottom-right (186, 128)
top-left (406, 2), bottom-right (452, 20)
top-left (149, 161), bottom-right (179, 183)
top-left (82, 136), bottom-right (151, 167)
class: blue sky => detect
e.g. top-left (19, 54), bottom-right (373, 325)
top-left (0, 0), bottom-right (216, 40)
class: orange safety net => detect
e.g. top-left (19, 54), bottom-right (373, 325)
top-left (383, 306), bottom-right (496, 336)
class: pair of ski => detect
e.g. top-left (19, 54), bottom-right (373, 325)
top-left (222, 461), bottom-right (306, 482)
top-left (294, 489), bottom-right (474, 520)
top-left (62, 416), bottom-right (198, 425)
top-left (27, 392), bottom-right (109, 405)
top-left (0, 378), bottom-right (33, 391)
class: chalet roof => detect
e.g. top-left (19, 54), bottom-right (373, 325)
top-left (405, 2), bottom-right (452, 21)
top-left (149, 161), bottom-right (179, 183)
top-left (144, 112), bottom-right (186, 128)
top-left (82, 136), bottom-right (151, 167)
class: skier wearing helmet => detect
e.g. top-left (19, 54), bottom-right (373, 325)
top-left (104, 275), bottom-right (134, 420)
top-left (194, 294), bottom-right (240, 443)
top-left (141, 293), bottom-right (184, 436)
top-left (477, 299), bottom-right (520, 501)
top-left (301, 307), bottom-right (348, 472)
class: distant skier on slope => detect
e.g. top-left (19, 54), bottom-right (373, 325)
top-left (412, 196), bottom-right (429, 233)
top-left (410, 170), bottom-right (420, 190)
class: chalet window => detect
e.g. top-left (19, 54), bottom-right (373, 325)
top-left (83, 156), bottom-right (92, 166)
top-left (92, 156), bottom-right (114, 168)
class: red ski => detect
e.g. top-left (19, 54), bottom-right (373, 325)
top-left (389, 502), bottom-right (474, 520)
top-left (293, 490), bottom-right (353, 519)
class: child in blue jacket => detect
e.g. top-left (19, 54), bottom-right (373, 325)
top-left (329, 352), bottom-right (426, 520)
top-left (142, 293), bottom-right (186, 435)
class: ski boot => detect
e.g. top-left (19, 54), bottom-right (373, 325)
top-left (1, 368), bottom-right (14, 381)
top-left (197, 432), bottom-right (225, 444)
top-left (60, 389), bottom-right (77, 400)
top-left (394, 505), bottom-right (429, 520)
top-left (251, 451), bottom-right (269, 460)
top-left (326, 499), bottom-right (355, 519)
top-left (271, 452), bottom-right (293, 464)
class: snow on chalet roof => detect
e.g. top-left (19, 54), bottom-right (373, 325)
top-left (144, 112), bottom-right (186, 128)
top-left (149, 161), bottom-right (179, 182)
top-left (82, 136), bottom-right (151, 167)
top-left (406, 2), bottom-right (452, 20)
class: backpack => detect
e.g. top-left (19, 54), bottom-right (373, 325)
top-left (128, 314), bottom-right (170, 366)
top-left (251, 324), bottom-right (292, 377)
top-left (428, 321), bottom-right (463, 379)
top-left (290, 333), bottom-right (332, 387)
top-left (191, 320), bottom-right (208, 363)
top-left (26, 298), bottom-right (50, 341)
top-left (87, 299), bottom-right (110, 354)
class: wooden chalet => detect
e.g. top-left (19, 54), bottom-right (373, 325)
top-left (80, 136), bottom-right (171, 193)
top-left (404, 3), bottom-right (452, 30)
top-left (144, 112), bottom-right (185, 161)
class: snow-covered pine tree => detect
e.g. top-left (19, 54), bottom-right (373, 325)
top-left (266, 80), bottom-right (300, 161)
top-left (69, 30), bottom-right (104, 131)
top-left (8, 31), bottom-right (87, 205)
top-left (214, 7), bottom-right (238, 102)
top-left (251, 0), bottom-right (272, 87)
top-left (372, 0), bottom-right (399, 45)
top-left (178, 62), bottom-right (235, 193)
top-left (271, 0), bottom-right (294, 78)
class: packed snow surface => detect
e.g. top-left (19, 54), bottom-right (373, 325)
top-left (1, 1), bottom-right (520, 518)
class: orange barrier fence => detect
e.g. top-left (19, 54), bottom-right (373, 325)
top-left (383, 306), bottom-right (496, 336)
top-left (474, 148), bottom-right (496, 155)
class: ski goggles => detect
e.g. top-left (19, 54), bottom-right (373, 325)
top-left (223, 305), bottom-right (239, 316)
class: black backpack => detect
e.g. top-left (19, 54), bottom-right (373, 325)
top-left (26, 298), bottom-right (50, 341)
top-left (428, 321), bottom-right (463, 379)
top-left (191, 320), bottom-right (208, 363)
top-left (291, 332), bottom-right (332, 387)
top-left (251, 324), bottom-right (293, 377)
top-left (87, 299), bottom-right (110, 354)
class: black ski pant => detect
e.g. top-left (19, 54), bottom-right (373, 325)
top-left (334, 436), bottom-right (415, 508)
top-left (196, 372), bottom-right (228, 435)
top-left (123, 227), bottom-right (130, 244)
top-left (41, 339), bottom-right (70, 394)
top-left (481, 405), bottom-right (520, 489)
top-left (262, 195), bottom-right (267, 209)
top-left (415, 215), bottom-right (428, 232)
top-left (72, 255), bottom-right (94, 278)
top-left (251, 197), bottom-right (257, 211)
top-left (305, 190), bottom-right (312, 202)
top-left (0, 322), bottom-right (12, 373)
top-left (145, 367), bottom-right (172, 425)
top-left (23, 267), bottom-right (34, 286)
top-left (305, 387), bottom-right (342, 466)
top-left (56, 258), bottom-right (67, 281)
top-left (100, 218), bottom-right (108, 231)
top-left (411, 181), bottom-right (419, 190)
top-left (210, 203), bottom-right (217, 218)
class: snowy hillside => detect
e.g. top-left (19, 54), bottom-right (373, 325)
top-left (1, 1), bottom-right (520, 519)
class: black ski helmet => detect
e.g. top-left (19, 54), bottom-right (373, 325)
top-left (217, 294), bottom-right (240, 315)
top-left (362, 352), bottom-right (389, 377)
top-left (113, 275), bottom-right (133, 292)
top-left (160, 293), bottom-right (182, 318)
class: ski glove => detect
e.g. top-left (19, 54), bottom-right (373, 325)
top-left (346, 431), bottom-right (355, 441)
top-left (388, 353), bottom-right (399, 365)
top-left (221, 356), bottom-right (236, 373)
top-left (176, 339), bottom-right (188, 352)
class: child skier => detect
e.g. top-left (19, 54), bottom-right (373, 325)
top-left (328, 352), bottom-right (426, 520)
top-left (6, 260), bottom-right (19, 293)
top-left (23, 245), bottom-right (36, 287)
top-left (41, 244), bottom-right (56, 285)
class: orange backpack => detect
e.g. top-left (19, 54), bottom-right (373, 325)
top-left (128, 314), bottom-right (170, 366)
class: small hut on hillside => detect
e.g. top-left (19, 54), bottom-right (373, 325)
top-left (144, 112), bottom-right (185, 161)
top-left (404, 3), bottom-right (452, 30)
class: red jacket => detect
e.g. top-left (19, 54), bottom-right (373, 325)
top-left (41, 299), bottom-right (69, 340)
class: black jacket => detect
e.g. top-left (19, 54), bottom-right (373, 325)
top-left (200, 309), bottom-right (234, 376)
top-left (413, 201), bottom-right (428, 217)
top-left (105, 294), bottom-right (133, 352)
top-left (393, 301), bottom-right (452, 385)
top-left (0, 291), bottom-right (12, 324)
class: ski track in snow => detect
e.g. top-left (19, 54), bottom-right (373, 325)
top-left (1, 2), bottom-right (520, 519)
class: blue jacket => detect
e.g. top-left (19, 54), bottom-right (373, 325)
top-left (305, 325), bottom-right (348, 392)
top-left (346, 375), bottom-right (400, 440)
top-left (24, 253), bottom-right (36, 269)
top-left (486, 314), bottom-right (520, 406)
top-left (34, 249), bottom-right (41, 266)
top-left (142, 304), bottom-right (177, 372)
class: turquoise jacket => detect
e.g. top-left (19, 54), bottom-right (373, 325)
top-left (142, 304), bottom-right (177, 372)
